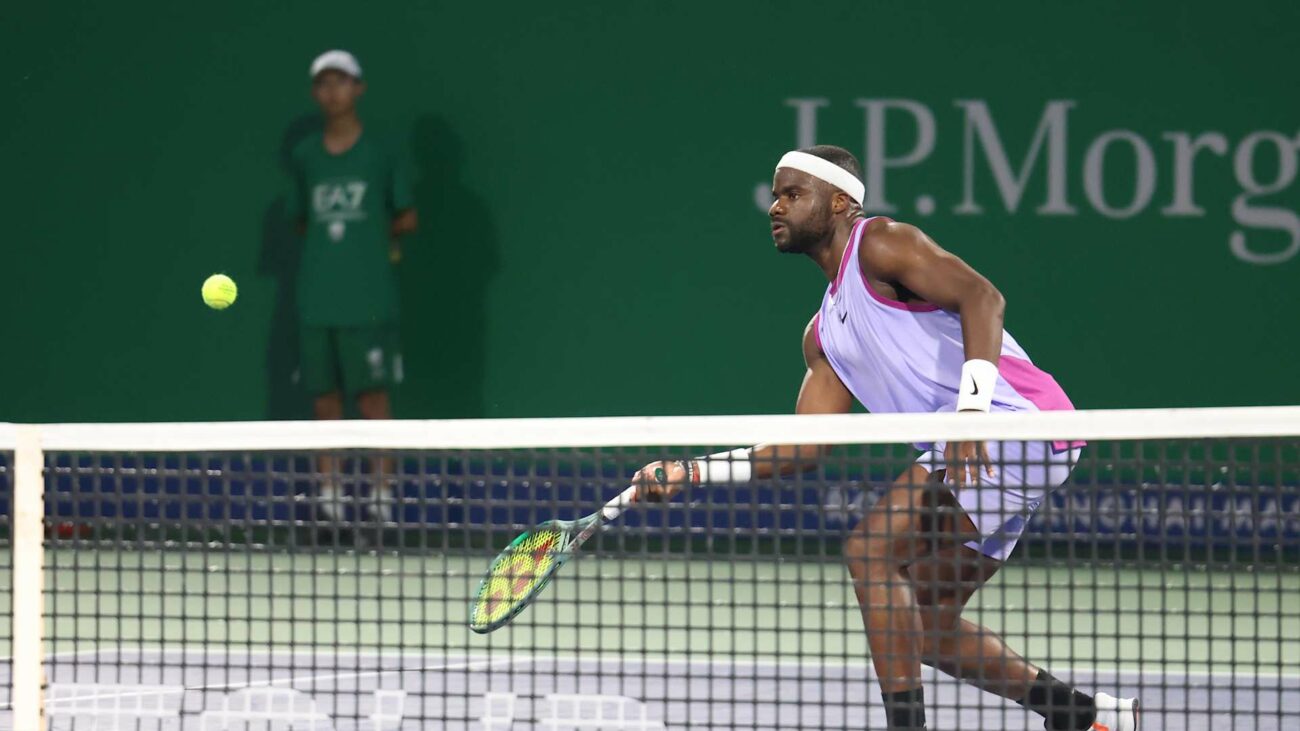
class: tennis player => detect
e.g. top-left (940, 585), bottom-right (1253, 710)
top-left (635, 146), bottom-right (1138, 731)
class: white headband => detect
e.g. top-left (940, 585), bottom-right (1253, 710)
top-left (775, 151), bottom-right (865, 205)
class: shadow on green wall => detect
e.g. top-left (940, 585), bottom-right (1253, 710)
top-left (258, 113), bottom-right (321, 420)
top-left (396, 114), bottom-right (499, 418)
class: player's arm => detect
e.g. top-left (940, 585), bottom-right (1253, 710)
top-left (390, 209), bottom-right (418, 238)
top-left (636, 316), bottom-right (852, 500)
top-left (388, 209), bottom-right (417, 263)
top-left (859, 218), bottom-right (1003, 484)
top-left (747, 315), bottom-right (854, 479)
top-left (857, 218), bottom-right (1004, 364)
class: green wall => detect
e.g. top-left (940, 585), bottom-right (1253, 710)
top-left (3, 1), bottom-right (1298, 422)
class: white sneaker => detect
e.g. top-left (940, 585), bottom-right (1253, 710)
top-left (1091, 692), bottom-right (1139, 731)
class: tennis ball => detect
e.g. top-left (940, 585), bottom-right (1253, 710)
top-left (202, 274), bottom-right (238, 310)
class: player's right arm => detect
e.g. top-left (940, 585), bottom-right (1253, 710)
top-left (748, 314), bottom-right (854, 478)
top-left (636, 315), bottom-right (853, 500)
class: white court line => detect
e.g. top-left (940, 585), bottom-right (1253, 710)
top-left (0, 649), bottom-right (133, 710)
top-left (29, 645), bottom-right (1300, 681)
top-left (0, 647), bottom-right (121, 664)
top-left (25, 642), bottom-right (1294, 707)
top-left (10, 648), bottom-right (1299, 713)
top-left (37, 653), bottom-right (531, 708)
top-left (160, 648), bottom-right (1298, 682)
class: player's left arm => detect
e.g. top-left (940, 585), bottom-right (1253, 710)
top-left (858, 218), bottom-right (1004, 485)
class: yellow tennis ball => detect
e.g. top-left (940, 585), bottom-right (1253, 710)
top-left (202, 274), bottom-right (238, 310)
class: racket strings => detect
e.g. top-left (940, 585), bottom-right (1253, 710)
top-left (472, 527), bottom-right (566, 629)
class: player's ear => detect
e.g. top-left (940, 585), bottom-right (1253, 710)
top-left (831, 191), bottom-right (849, 215)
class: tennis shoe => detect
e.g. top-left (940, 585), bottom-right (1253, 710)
top-left (1091, 692), bottom-right (1139, 730)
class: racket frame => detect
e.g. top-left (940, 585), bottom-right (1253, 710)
top-left (469, 484), bottom-right (638, 633)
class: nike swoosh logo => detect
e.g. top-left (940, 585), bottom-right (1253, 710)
top-left (838, 310), bottom-right (847, 323)
top-left (971, 381), bottom-right (980, 395)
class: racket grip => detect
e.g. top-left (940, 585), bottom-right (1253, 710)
top-left (600, 484), bottom-right (640, 522)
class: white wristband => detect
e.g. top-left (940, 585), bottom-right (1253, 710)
top-left (955, 359), bottom-right (998, 413)
top-left (694, 448), bottom-right (753, 485)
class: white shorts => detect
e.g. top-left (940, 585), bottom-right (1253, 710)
top-left (915, 440), bottom-right (1080, 562)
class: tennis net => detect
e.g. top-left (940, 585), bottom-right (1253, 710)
top-left (2, 408), bottom-right (1299, 730)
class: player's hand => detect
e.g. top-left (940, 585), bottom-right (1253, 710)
top-left (632, 460), bottom-right (692, 503)
top-left (943, 440), bottom-right (994, 490)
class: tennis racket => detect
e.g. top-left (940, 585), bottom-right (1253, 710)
top-left (468, 479), bottom-right (644, 634)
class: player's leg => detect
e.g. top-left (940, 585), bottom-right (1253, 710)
top-left (339, 323), bottom-right (402, 536)
top-left (356, 388), bottom-right (396, 508)
top-left (843, 464), bottom-right (962, 730)
top-left (844, 461), bottom-right (1115, 731)
top-left (907, 541), bottom-right (1104, 730)
top-left (907, 540), bottom-right (1038, 698)
top-left (312, 390), bottom-right (346, 510)
top-left (301, 324), bottom-right (348, 534)
top-left (912, 441), bottom-right (1136, 730)
top-left (356, 388), bottom-right (391, 417)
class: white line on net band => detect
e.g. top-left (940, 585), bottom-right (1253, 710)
top-left (776, 151), bottom-right (865, 205)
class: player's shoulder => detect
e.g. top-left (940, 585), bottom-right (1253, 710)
top-left (861, 215), bottom-right (917, 241)
top-left (859, 216), bottom-right (930, 254)
top-left (857, 216), bottom-right (939, 276)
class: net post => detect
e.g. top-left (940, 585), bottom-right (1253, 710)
top-left (12, 425), bottom-right (46, 731)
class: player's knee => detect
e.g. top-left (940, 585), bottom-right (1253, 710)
top-left (916, 601), bottom-right (962, 633)
top-left (313, 391), bottom-right (344, 420)
top-left (356, 389), bottom-right (391, 419)
top-left (912, 577), bottom-right (964, 610)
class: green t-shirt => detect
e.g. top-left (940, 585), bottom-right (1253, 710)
top-left (288, 131), bottom-right (413, 326)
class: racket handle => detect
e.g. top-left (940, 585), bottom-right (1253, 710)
top-left (599, 484), bottom-right (640, 522)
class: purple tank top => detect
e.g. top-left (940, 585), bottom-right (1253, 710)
top-left (815, 217), bottom-right (1081, 450)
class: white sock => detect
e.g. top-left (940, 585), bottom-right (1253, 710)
top-left (318, 482), bottom-right (344, 521)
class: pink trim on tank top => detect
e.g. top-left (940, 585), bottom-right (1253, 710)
top-left (828, 221), bottom-right (862, 296)
top-left (998, 355), bottom-right (1087, 451)
top-left (861, 279), bottom-right (942, 312)
top-left (853, 216), bottom-right (942, 312)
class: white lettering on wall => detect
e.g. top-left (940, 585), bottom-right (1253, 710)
top-left (858, 99), bottom-right (936, 213)
top-left (755, 98), bottom-right (1299, 264)
top-left (955, 100), bottom-right (1076, 215)
top-left (1083, 130), bottom-right (1157, 219)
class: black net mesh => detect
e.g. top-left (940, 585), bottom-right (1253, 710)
top-left (4, 438), bottom-right (1299, 729)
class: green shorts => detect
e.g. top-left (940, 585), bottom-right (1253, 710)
top-left (299, 323), bottom-right (404, 396)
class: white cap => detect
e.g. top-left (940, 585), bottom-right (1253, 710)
top-left (310, 50), bottom-right (362, 79)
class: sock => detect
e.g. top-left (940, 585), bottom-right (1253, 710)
top-left (317, 482), bottom-right (343, 521)
top-left (1015, 670), bottom-right (1096, 730)
top-left (366, 481), bottom-right (396, 521)
top-left (881, 687), bottom-right (927, 730)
